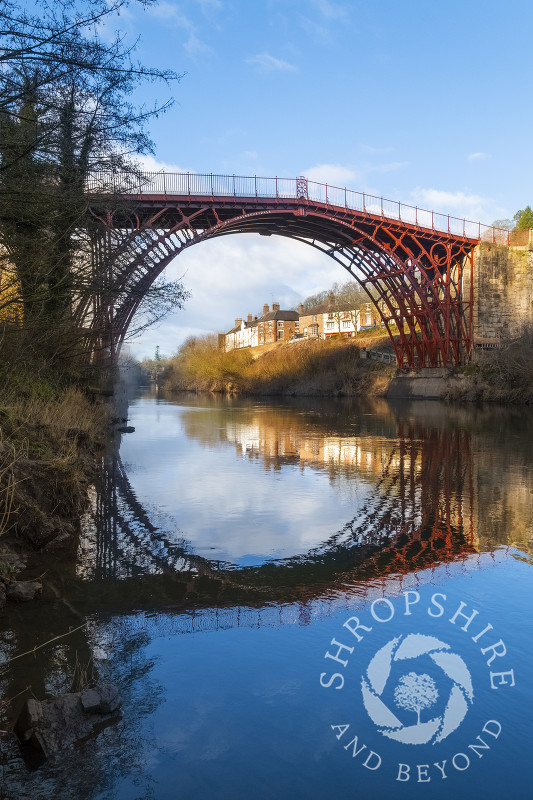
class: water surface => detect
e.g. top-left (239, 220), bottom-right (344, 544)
top-left (1, 391), bottom-right (532, 799)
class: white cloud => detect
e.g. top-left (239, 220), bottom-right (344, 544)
top-left (245, 53), bottom-right (297, 72)
top-left (134, 154), bottom-right (194, 174)
top-left (129, 234), bottom-right (342, 358)
top-left (149, 1), bottom-right (194, 30)
top-left (148, 2), bottom-right (211, 56)
top-left (302, 164), bottom-right (357, 186)
top-left (410, 187), bottom-right (496, 222)
top-left (467, 152), bottom-right (490, 161)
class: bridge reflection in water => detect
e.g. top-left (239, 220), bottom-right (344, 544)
top-left (3, 397), bottom-right (533, 800)
top-left (78, 404), bottom-right (477, 618)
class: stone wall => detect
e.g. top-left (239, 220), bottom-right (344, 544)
top-left (469, 237), bottom-right (533, 340)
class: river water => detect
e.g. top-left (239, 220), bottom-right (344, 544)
top-left (1, 389), bottom-right (533, 799)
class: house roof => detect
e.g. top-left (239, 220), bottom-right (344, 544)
top-left (300, 300), bottom-right (356, 316)
top-left (258, 310), bottom-right (299, 322)
top-left (225, 308), bottom-right (298, 335)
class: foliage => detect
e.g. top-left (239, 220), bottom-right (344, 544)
top-left (513, 206), bottom-right (533, 230)
top-left (299, 279), bottom-right (369, 312)
top-left (160, 334), bottom-right (398, 396)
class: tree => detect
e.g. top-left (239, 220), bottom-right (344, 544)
top-left (0, 1), bottom-right (187, 368)
top-left (394, 672), bottom-right (438, 725)
top-left (513, 206), bottom-right (533, 230)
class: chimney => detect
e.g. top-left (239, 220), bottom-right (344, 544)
top-left (298, 302), bottom-right (304, 315)
top-left (272, 302), bottom-right (280, 312)
top-left (235, 317), bottom-right (242, 328)
top-left (327, 291), bottom-right (335, 308)
top-left (247, 314), bottom-right (252, 323)
top-left (263, 303), bottom-right (269, 315)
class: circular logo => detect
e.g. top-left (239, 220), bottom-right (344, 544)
top-left (361, 633), bottom-right (474, 745)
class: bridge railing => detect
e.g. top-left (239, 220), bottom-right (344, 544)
top-left (86, 171), bottom-right (510, 244)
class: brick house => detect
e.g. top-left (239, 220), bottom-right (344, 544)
top-left (298, 293), bottom-right (336, 340)
top-left (224, 302), bottom-right (299, 351)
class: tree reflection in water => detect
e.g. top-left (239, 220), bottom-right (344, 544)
top-left (2, 396), bottom-right (532, 799)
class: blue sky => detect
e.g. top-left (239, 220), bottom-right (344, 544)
top-left (101, 0), bottom-right (532, 358)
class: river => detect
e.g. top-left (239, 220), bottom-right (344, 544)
top-left (1, 389), bottom-right (532, 799)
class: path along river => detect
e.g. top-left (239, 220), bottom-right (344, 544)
top-left (1, 389), bottom-right (533, 799)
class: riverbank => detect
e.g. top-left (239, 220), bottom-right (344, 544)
top-left (0, 379), bottom-right (110, 605)
top-left (163, 335), bottom-right (397, 397)
top-left (162, 330), bottom-right (533, 404)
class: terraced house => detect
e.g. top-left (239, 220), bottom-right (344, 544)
top-left (224, 303), bottom-right (299, 351)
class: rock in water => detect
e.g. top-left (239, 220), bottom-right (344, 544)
top-left (5, 581), bottom-right (42, 602)
top-left (14, 683), bottom-right (123, 765)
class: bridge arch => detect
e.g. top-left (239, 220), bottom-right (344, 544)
top-left (82, 173), bottom-right (507, 367)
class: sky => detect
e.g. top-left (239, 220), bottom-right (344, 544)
top-left (96, 0), bottom-right (533, 358)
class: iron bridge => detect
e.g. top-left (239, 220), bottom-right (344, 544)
top-left (83, 173), bottom-right (509, 368)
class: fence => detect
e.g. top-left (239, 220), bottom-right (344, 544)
top-left (86, 172), bottom-right (510, 245)
top-left (361, 348), bottom-right (396, 364)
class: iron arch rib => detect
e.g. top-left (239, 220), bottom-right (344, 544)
top-left (84, 192), bottom-right (480, 367)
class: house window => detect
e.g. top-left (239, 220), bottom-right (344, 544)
top-left (312, 315), bottom-right (317, 323)
top-left (326, 321), bottom-right (335, 330)
top-left (304, 327), bottom-right (308, 336)
top-left (328, 312), bottom-right (334, 320)
top-left (309, 324), bottom-right (318, 337)
top-left (342, 319), bottom-right (351, 328)
top-left (278, 331), bottom-right (283, 340)
top-left (295, 321), bottom-right (299, 328)
top-left (278, 320), bottom-right (283, 328)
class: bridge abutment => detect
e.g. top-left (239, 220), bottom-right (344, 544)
top-left (469, 239), bottom-right (533, 343)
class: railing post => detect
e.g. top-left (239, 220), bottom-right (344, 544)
top-left (276, 176), bottom-right (278, 198)
top-left (255, 175), bottom-right (257, 198)
top-left (432, 210), bottom-right (434, 230)
top-left (415, 206), bottom-right (418, 226)
top-left (345, 187), bottom-right (347, 209)
top-left (187, 172), bottom-right (190, 196)
top-left (210, 173), bottom-right (214, 197)
top-left (163, 171), bottom-right (167, 196)
top-left (448, 214), bottom-right (450, 234)
top-left (233, 174), bottom-right (236, 198)
top-left (381, 196), bottom-right (383, 217)
top-left (325, 184), bottom-right (328, 205)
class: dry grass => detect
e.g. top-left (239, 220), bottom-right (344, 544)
top-left (0, 437), bottom-right (20, 537)
top-left (163, 335), bottom-right (395, 397)
top-left (0, 385), bottom-right (109, 547)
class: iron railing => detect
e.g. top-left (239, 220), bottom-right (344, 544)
top-left (86, 171), bottom-right (510, 245)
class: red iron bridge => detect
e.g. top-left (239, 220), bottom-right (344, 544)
top-left (84, 172), bottom-right (510, 369)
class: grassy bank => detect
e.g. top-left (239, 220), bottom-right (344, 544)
top-left (0, 373), bottom-right (110, 590)
top-left (446, 331), bottom-right (533, 404)
top-left (163, 334), bottom-right (396, 397)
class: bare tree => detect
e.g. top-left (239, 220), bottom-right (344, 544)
top-left (0, 1), bottom-right (186, 370)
